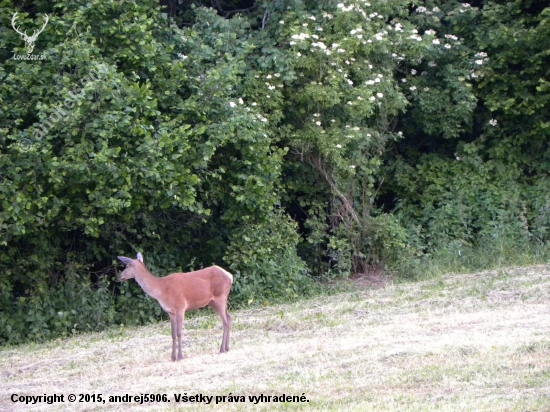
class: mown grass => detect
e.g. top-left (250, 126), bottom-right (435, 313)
top-left (1, 265), bottom-right (550, 411)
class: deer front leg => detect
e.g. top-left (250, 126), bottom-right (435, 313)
top-left (176, 310), bottom-right (186, 361)
top-left (169, 314), bottom-right (178, 361)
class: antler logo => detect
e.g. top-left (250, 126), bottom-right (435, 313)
top-left (11, 12), bottom-right (49, 55)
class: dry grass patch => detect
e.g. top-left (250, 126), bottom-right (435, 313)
top-left (1, 265), bottom-right (550, 411)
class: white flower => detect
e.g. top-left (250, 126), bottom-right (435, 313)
top-left (377, 74), bottom-right (384, 78)
top-left (489, 119), bottom-right (498, 126)
top-left (377, 92), bottom-right (383, 98)
top-left (428, 61), bottom-right (437, 67)
top-left (337, 48), bottom-right (346, 53)
top-left (398, 131), bottom-right (403, 136)
top-left (291, 33), bottom-right (310, 41)
top-left (475, 60), bottom-right (483, 65)
top-left (411, 69), bottom-right (417, 75)
top-left (252, 102), bottom-right (257, 106)
top-left (462, 3), bottom-right (471, 7)
top-left (401, 78), bottom-right (407, 83)
top-left (266, 75), bottom-right (272, 79)
top-left (433, 7), bottom-right (440, 12)
top-left (331, 119), bottom-right (335, 123)
top-left (336, 144), bottom-right (342, 148)
top-left (297, 52), bottom-right (302, 57)
top-left (238, 98), bottom-right (244, 104)
top-left (433, 39), bottom-right (440, 45)
top-left (229, 101), bottom-right (237, 107)
top-left (417, 6), bottom-right (427, 13)
top-left (316, 121), bottom-right (321, 126)
top-left (445, 44), bottom-right (451, 49)
top-left (369, 96), bottom-right (376, 101)
top-left (279, 20), bottom-right (284, 24)
top-left (274, 73), bottom-right (281, 77)
top-left (410, 86), bottom-right (417, 91)
top-left (425, 30), bottom-right (436, 36)
top-left (374, 78), bottom-right (381, 83)
top-left (347, 101), bottom-right (353, 105)
top-left (177, 53), bottom-right (188, 60)
top-left (347, 79), bottom-right (353, 85)
top-left (309, 15), bottom-right (316, 20)
top-left (424, 87), bottom-right (430, 91)
top-left (312, 41), bottom-right (327, 50)
top-left (367, 133), bottom-right (372, 137)
top-left (302, 23), bottom-right (308, 27)
top-left (350, 165), bottom-right (356, 169)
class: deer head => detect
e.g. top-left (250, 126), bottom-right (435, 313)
top-left (117, 253), bottom-right (144, 281)
top-left (11, 12), bottom-right (49, 54)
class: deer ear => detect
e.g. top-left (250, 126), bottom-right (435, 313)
top-left (118, 256), bottom-right (134, 266)
top-left (136, 252), bottom-right (144, 263)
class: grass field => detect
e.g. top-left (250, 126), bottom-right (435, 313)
top-left (1, 265), bottom-right (549, 411)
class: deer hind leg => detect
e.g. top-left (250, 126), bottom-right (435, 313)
top-left (209, 298), bottom-right (231, 353)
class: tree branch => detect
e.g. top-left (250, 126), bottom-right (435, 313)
top-left (309, 155), bottom-right (360, 225)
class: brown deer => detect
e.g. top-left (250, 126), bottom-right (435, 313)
top-left (117, 253), bottom-right (233, 361)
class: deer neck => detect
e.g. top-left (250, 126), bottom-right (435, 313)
top-left (134, 265), bottom-right (162, 301)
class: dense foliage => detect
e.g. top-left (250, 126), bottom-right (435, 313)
top-left (1, 0), bottom-right (548, 344)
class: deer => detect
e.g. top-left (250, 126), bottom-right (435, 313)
top-left (11, 12), bottom-right (49, 55)
top-left (117, 253), bottom-right (233, 361)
